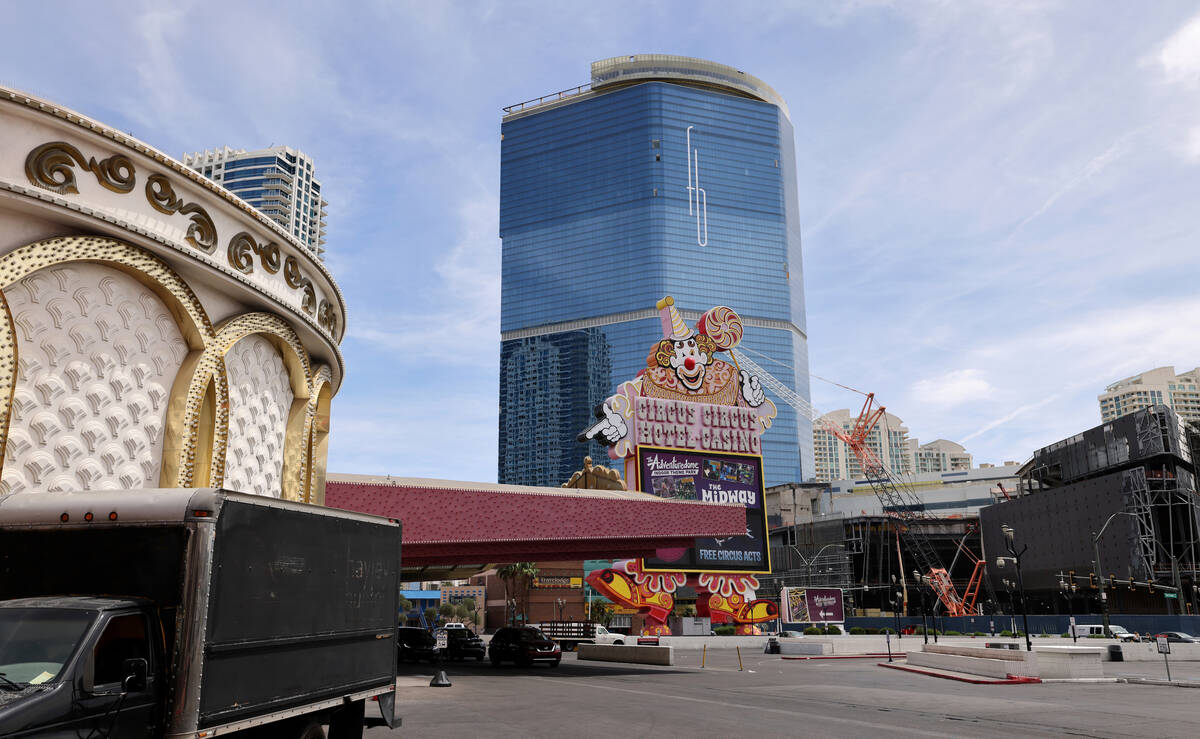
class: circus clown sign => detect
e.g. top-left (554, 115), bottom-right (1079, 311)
top-left (580, 297), bottom-right (779, 636)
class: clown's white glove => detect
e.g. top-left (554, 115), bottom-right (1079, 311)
top-left (579, 402), bottom-right (628, 445)
top-left (740, 370), bottom-right (765, 407)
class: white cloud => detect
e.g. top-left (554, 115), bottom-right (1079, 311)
top-left (1187, 126), bottom-right (1200, 161)
top-left (1158, 11), bottom-right (1200, 87)
top-left (910, 368), bottom-right (996, 408)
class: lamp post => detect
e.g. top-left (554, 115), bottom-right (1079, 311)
top-left (999, 523), bottom-right (1032, 652)
top-left (1060, 578), bottom-right (1077, 643)
top-left (555, 597), bottom-right (566, 621)
top-left (887, 586), bottom-right (903, 662)
top-left (890, 575), bottom-right (902, 641)
top-left (789, 543), bottom-right (841, 587)
top-left (1093, 511), bottom-right (1135, 639)
top-left (912, 573), bottom-right (930, 645)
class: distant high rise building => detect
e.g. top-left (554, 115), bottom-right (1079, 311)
top-left (182, 145), bottom-right (327, 258)
top-left (908, 438), bottom-right (972, 474)
top-left (1099, 366), bottom-right (1200, 425)
top-left (498, 55), bottom-right (812, 487)
top-left (813, 409), bottom-right (912, 482)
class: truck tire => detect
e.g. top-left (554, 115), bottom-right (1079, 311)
top-left (613, 640), bottom-right (624, 646)
top-left (296, 721), bottom-right (325, 739)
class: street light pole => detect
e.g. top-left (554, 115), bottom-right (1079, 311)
top-left (1060, 580), bottom-right (1077, 643)
top-left (790, 543), bottom-right (840, 587)
top-left (1093, 511), bottom-right (1135, 639)
top-left (1000, 523), bottom-right (1032, 652)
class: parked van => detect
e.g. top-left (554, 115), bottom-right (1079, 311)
top-left (1070, 624), bottom-right (1141, 642)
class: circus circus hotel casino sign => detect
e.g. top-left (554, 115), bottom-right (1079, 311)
top-left (580, 297), bottom-right (782, 635)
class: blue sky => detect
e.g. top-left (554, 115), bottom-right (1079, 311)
top-left (4, 2), bottom-right (1199, 481)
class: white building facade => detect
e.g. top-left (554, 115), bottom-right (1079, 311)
top-left (813, 409), bottom-right (912, 482)
top-left (1099, 366), bottom-right (1200, 425)
top-left (908, 438), bottom-right (972, 474)
top-left (0, 86), bottom-right (344, 502)
top-left (182, 146), bottom-right (328, 259)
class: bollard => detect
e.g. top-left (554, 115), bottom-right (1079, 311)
top-left (737, 646), bottom-right (744, 671)
top-left (701, 644), bottom-right (707, 668)
top-left (429, 670), bottom-right (452, 687)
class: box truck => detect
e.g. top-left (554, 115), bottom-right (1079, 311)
top-left (0, 489), bottom-right (401, 738)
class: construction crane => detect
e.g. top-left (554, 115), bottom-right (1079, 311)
top-left (730, 348), bottom-right (984, 616)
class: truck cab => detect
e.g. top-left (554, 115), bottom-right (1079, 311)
top-left (0, 597), bottom-right (163, 737)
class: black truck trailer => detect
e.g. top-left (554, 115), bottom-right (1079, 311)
top-left (0, 488), bottom-right (401, 738)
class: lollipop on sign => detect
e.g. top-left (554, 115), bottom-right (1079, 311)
top-left (697, 305), bottom-right (743, 350)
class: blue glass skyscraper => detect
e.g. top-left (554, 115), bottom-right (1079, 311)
top-left (499, 55), bottom-right (812, 488)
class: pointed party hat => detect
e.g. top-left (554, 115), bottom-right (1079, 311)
top-left (656, 296), bottom-right (694, 340)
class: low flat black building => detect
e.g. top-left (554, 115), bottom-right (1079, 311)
top-left (980, 405), bottom-right (1199, 615)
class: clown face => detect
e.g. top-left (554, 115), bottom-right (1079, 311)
top-left (669, 337), bottom-right (709, 391)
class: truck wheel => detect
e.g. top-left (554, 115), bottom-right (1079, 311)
top-left (614, 640), bottom-right (624, 646)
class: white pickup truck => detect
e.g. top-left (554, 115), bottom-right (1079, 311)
top-left (536, 622), bottom-right (626, 650)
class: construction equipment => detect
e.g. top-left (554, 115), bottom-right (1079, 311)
top-left (730, 349), bottom-right (984, 616)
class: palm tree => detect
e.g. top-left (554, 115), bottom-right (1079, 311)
top-left (516, 562), bottom-right (539, 624)
top-left (497, 562), bottom-right (540, 626)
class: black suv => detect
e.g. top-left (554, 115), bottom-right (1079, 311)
top-left (443, 629), bottom-right (486, 661)
top-left (397, 627), bottom-right (439, 663)
top-left (488, 626), bottom-right (561, 667)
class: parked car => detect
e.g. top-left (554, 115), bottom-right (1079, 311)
top-left (398, 626), bottom-right (440, 663)
top-left (444, 628), bottom-right (486, 661)
top-left (1156, 631), bottom-right (1199, 643)
top-left (488, 626), bottom-right (561, 667)
top-left (775, 630), bottom-right (804, 638)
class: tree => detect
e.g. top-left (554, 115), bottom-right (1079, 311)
top-left (455, 598), bottom-right (477, 627)
top-left (397, 597), bottom-right (413, 625)
top-left (497, 563), bottom-right (539, 625)
top-left (515, 562), bottom-right (539, 624)
top-left (591, 601), bottom-right (615, 628)
top-left (438, 602), bottom-right (457, 621)
top-left (424, 606), bottom-right (440, 627)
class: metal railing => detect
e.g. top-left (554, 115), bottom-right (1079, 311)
top-left (503, 83), bottom-right (591, 115)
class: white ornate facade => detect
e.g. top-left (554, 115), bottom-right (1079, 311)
top-left (0, 85), bottom-right (345, 503)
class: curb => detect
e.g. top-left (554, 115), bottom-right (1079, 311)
top-left (878, 661), bottom-right (1042, 685)
top-left (1120, 677), bottom-right (1200, 688)
top-left (783, 654), bottom-right (905, 660)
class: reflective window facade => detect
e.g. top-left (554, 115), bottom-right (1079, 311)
top-left (499, 75), bottom-right (812, 488)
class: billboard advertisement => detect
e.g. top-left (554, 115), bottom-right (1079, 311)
top-left (637, 445), bottom-right (770, 574)
top-left (781, 587), bottom-right (844, 623)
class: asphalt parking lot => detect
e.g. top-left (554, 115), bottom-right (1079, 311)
top-left (369, 648), bottom-right (1200, 738)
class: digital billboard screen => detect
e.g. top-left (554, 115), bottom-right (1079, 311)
top-left (637, 445), bottom-right (770, 574)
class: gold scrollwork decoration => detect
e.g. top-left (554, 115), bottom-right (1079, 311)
top-left (283, 256), bottom-right (317, 316)
top-left (145, 174), bottom-right (217, 254)
top-left (317, 300), bottom-right (337, 335)
top-left (25, 141), bottom-right (136, 195)
top-left (227, 232), bottom-right (282, 276)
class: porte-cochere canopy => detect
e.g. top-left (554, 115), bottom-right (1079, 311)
top-left (326, 474), bottom-right (745, 578)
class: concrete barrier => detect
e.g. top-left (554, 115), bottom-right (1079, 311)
top-left (577, 644), bottom-right (674, 666)
top-left (1034, 646), bottom-right (1107, 679)
top-left (924, 643), bottom-right (1032, 661)
top-left (778, 641), bottom-right (831, 656)
top-left (907, 650), bottom-right (1027, 679)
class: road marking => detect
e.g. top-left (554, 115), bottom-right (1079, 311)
top-left (522, 676), bottom-right (962, 737)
